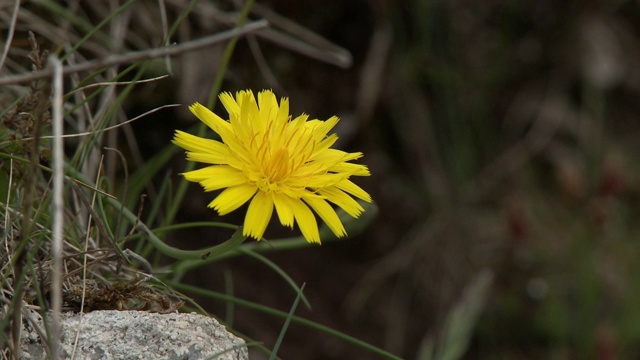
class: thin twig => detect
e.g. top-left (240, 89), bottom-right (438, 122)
top-left (48, 55), bottom-right (64, 360)
top-left (157, 0), bottom-right (173, 75)
top-left (246, 35), bottom-right (284, 94)
top-left (255, 28), bottom-right (352, 69)
top-left (0, 0), bottom-right (20, 72)
top-left (68, 74), bottom-right (169, 94)
top-left (250, 2), bottom-right (352, 68)
top-left (2, 158), bottom-right (13, 264)
top-left (0, 19), bottom-right (269, 86)
top-left (69, 182), bottom-right (122, 256)
top-left (0, 104), bottom-right (180, 147)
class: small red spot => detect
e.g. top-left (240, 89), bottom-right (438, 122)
top-left (507, 201), bottom-right (529, 242)
top-left (598, 169), bottom-right (624, 197)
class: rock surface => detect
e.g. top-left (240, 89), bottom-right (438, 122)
top-left (20, 310), bottom-right (248, 359)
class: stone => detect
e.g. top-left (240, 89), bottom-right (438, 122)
top-left (20, 310), bottom-right (248, 360)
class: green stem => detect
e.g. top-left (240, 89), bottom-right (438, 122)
top-left (132, 219), bottom-right (247, 261)
top-left (206, 0), bottom-right (256, 109)
top-left (172, 201), bottom-right (378, 276)
top-left (64, 162), bottom-right (247, 260)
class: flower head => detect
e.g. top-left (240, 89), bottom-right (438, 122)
top-left (173, 90), bottom-right (371, 243)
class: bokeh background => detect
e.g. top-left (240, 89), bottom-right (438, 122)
top-left (4, 0), bottom-right (640, 359)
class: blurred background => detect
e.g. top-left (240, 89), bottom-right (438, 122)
top-left (4, 0), bottom-right (640, 359)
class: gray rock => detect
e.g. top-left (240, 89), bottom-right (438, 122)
top-left (20, 310), bottom-right (248, 360)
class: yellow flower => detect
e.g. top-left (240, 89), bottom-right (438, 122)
top-left (173, 90), bottom-right (371, 243)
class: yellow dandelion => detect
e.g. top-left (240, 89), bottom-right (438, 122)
top-left (173, 89), bottom-right (371, 243)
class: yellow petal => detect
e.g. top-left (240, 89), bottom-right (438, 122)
top-left (311, 134), bottom-right (339, 156)
top-left (328, 163), bottom-right (371, 176)
top-left (182, 166), bottom-right (220, 181)
top-left (221, 137), bottom-right (253, 168)
top-left (288, 113), bottom-right (309, 133)
top-left (318, 187), bottom-right (365, 218)
top-left (335, 179), bottom-right (372, 202)
top-left (306, 115), bottom-right (339, 141)
top-left (209, 184), bottom-right (257, 215)
top-left (303, 197), bottom-right (346, 238)
top-left (258, 90), bottom-right (278, 132)
top-left (219, 92), bottom-right (240, 116)
top-left (293, 161), bottom-right (329, 178)
top-left (188, 103), bottom-right (232, 137)
top-left (238, 90), bottom-right (258, 130)
top-left (276, 97), bottom-right (289, 124)
top-left (172, 130), bottom-right (228, 156)
top-left (310, 148), bottom-right (348, 168)
top-left (302, 173), bottom-right (349, 188)
top-left (243, 191), bottom-right (274, 240)
top-left (342, 152), bottom-right (364, 162)
top-left (272, 193), bottom-right (294, 227)
top-left (186, 151), bottom-right (228, 165)
top-left (183, 166), bottom-right (247, 191)
top-left (290, 198), bottom-right (320, 243)
top-left (257, 89), bottom-right (275, 108)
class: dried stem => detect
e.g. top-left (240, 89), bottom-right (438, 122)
top-left (0, 19), bottom-right (269, 86)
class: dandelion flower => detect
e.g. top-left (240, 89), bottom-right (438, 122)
top-left (173, 90), bottom-right (371, 243)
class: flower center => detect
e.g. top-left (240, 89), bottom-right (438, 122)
top-left (257, 147), bottom-right (290, 192)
